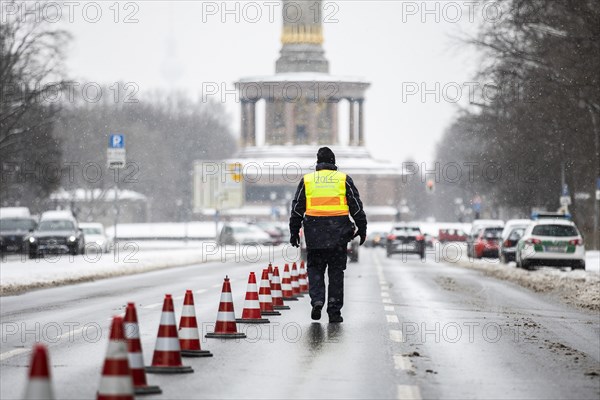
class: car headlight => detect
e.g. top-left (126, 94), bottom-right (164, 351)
top-left (68, 236), bottom-right (76, 242)
top-left (29, 237), bottom-right (36, 243)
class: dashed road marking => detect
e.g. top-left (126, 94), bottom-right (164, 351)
top-left (389, 329), bottom-right (403, 343)
top-left (141, 302), bottom-right (163, 309)
top-left (196, 289), bottom-right (207, 294)
top-left (393, 354), bottom-right (413, 371)
top-left (211, 283), bottom-right (221, 288)
top-left (383, 298), bottom-right (392, 304)
top-left (0, 348), bottom-right (29, 361)
top-left (386, 314), bottom-right (400, 324)
top-left (381, 292), bottom-right (390, 298)
top-left (397, 385), bottom-right (421, 400)
top-left (384, 305), bottom-right (395, 312)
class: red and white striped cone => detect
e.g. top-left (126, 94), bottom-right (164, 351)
top-left (179, 290), bottom-right (213, 357)
top-left (281, 264), bottom-right (298, 301)
top-left (301, 260), bottom-right (310, 291)
top-left (267, 263), bottom-right (274, 282)
top-left (291, 262), bottom-right (303, 297)
top-left (24, 344), bottom-right (54, 400)
top-left (299, 261), bottom-right (309, 294)
top-left (146, 295), bottom-right (194, 374)
top-left (236, 272), bottom-right (270, 323)
top-left (97, 316), bottom-right (134, 400)
top-left (271, 267), bottom-right (290, 310)
top-left (206, 276), bottom-right (247, 339)
top-left (123, 303), bottom-right (162, 395)
top-left (259, 269), bottom-right (281, 316)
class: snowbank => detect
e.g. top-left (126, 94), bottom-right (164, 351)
top-left (0, 242), bottom-right (224, 295)
top-left (441, 244), bottom-right (600, 311)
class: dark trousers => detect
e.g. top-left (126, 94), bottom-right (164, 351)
top-left (307, 246), bottom-right (347, 315)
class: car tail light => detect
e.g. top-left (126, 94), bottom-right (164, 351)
top-left (416, 235), bottom-right (424, 241)
top-left (387, 234), bottom-right (396, 241)
top-left (525, 238), bottom-right (541, 245)
top-left (503, 240), bottom-right (510, 247)
top-left (569, 239), bottom-right (583, 246)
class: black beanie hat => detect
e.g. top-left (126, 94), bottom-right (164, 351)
top-left (317, 147), bottom-right (336, 165)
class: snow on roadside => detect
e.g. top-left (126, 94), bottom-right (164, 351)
top-left (0, 241), bottom-right (259, 296)
top-left (441, 244), bottom-right (600, 311)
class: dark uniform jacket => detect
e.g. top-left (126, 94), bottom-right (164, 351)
top-left (289, 162), bottom-right (368, 249)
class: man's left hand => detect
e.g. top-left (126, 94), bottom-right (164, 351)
top-left (354, 231), bottom-right (366, 246)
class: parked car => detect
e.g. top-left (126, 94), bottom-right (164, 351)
top-left (26, 211), bottom-right (85, 258)
top-left (251, 221), bottom-right (286, 245)
top-left (499, 219), bottom-right (531, 263)
top-left (0, 208), bottom-right (37, 253)
top-left (218, 222), bottom-right (272, 245)
top-left (468, 226), bottom-right (503, 258)
top-left (79, 222), bottom-right (111, 253)
top-left (386, 224), bottom-right (425, 259)
top-left (364, 231), bottom-right (387, 248)
top-left (515, 219), bottom-right (585, 270)
top-left (438, 228), bottom-right (467, 242)
top-left (467, 220), bottom-right (504, 258)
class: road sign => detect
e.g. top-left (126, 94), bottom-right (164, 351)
top-left (109, 134), bottom-right (125, 148)
top-left (560, 196), bottom-right (572, 206)
top-left (193, 162), bottom-right (244, 212)
top-left (107, 134), bottom-right (126, 169)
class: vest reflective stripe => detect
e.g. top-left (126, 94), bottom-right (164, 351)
top-left (304, 170), bottom-right (349, 217)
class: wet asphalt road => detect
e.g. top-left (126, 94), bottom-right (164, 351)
top-left (1, 247), bottom-right (599, 399)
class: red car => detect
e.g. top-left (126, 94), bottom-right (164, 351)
top-left (438, 228), bottom-right (467, 242)
top-left (469, 227), bottom-right (503, 258)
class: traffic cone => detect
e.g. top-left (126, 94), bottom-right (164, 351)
top-left (236, 272), bottom-right (270, 323)
top-left (123, 303), bottom-right (162, 395)
top-left (299, 261), bottom-right (309, 293)
top-left (271, 267), bottom-right (290, 310)
top-left (259, 269), bottom-right (281, 316)
top-left (291, 262), bottom-right (303, 297)
top-left (179, 290), bottom-right (213, 357)
top-left (281, 264), bottom-right (298, 301)
top-left (24, 344), bottom-right (54, 400)
top-left (97, 315), bottom-right (134, 400)
top-left (206, 276), bottom-right (247, 339)
top-left (146, 294), bottom-right (194, 374)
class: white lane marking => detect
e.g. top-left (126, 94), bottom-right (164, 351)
top-left (174, 295), bottom-right (184, 300)
top-left (389, 330), bottom-right (403, 343)
top-left (384, 305), bottom-right (395, 312)
top-left (211, 283), bottom-right (221, 288)
top-left (383, 298), bottom-right (392, 304)
top-left (381, 292), bottom-right (390, 298)
top-left (393, 354), bottom-right (413, 371)
top-left (57, 327), bottom-right (85, 341)
top-left (386, 315), bottom-right (400, 324)
top-left (0, 348), bottom-right (29, 361)
top-left (196, 289), bottom-right (207, 294)
top-left (397, 385), bottom-right (421, 400)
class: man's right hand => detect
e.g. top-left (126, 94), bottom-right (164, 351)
top-left (354, 230), bottom-right (366, 246)
top-left (290, 233), bottom-right (300, 248)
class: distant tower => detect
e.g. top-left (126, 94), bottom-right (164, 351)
top-left (235, 0), bottom-right (369, 148)
top-left (276, 0), bottom-right (329, 73)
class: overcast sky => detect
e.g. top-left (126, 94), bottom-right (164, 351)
top-left (60, 0), bottom-right (483, 165)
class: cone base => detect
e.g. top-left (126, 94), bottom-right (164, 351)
top-left (282, 297), bottom-right (299, 301)
top-left (205, 332), bottom-right (247, 339)
top-left (145, 365), bottom-right (194, 374)
top-left (273, 305), bottom-right (291, 310)
top-left (235, 318), bottom-right (270, 324)
top-left (135, 385), bottom-right (163, 395)
top-left (181, 349), bottom-right (213, 357)
top-left (293, 294), bottom-right (305, 298)
top-left (260, 311), bottom-right (282, 316)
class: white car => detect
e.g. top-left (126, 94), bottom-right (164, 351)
top-left (515, 219), bottom-right (585, 270)
top-left (218, 222), bottom-right (272, 245)
top-left (499, 219), bottom-right (531, 263)
top-left (79, 222), bottom-right (111, 253)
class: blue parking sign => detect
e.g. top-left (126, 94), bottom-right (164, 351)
top-left (109, 134), bottom-right (125, 149)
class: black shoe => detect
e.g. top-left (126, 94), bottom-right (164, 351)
top-left (311, 303), bottom-right (323, 320)
top-left (329, 313), bottom-right (343, 323)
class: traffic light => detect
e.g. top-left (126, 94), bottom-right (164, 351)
top-left (426, 179), bottom-right (435, 193)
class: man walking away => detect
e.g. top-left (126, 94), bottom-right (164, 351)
top-left (289, 147), bottom-right (367, 323)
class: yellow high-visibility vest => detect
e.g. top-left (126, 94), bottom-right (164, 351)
top-left (304, 170), bottom-right (349, 217)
